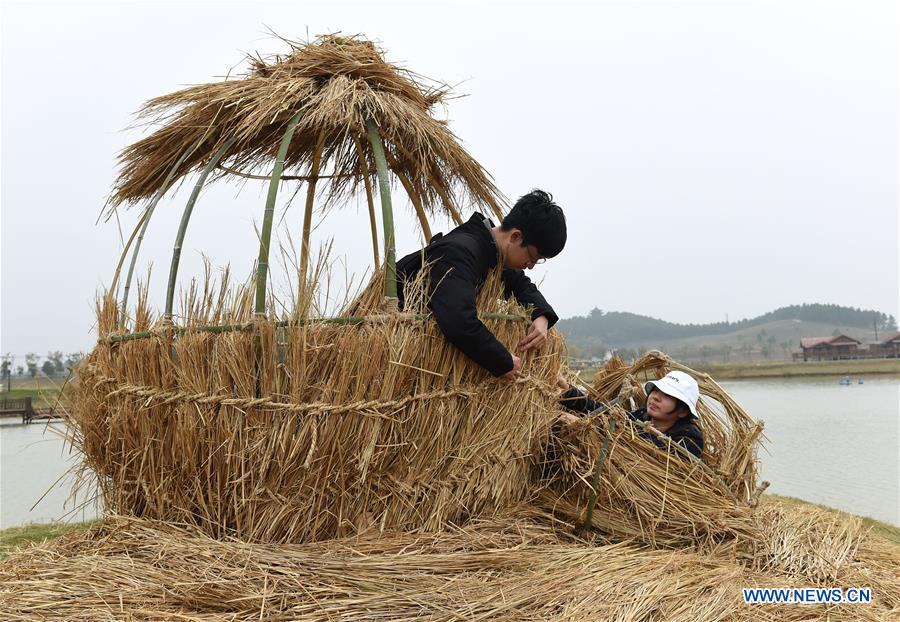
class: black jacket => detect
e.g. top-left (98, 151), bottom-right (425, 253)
top-left (396, 213), bottom-right (558, 376)
top-left (560, 387), bottom-right (704, 460)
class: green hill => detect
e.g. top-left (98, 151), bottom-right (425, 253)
top-left (557, 304), bottom-right (897, 362)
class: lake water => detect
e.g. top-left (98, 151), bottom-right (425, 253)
top-left (1, 377), bottom-right (898, 528)
top-left (721, 376), bottom-right (899, 526)
top-left (0, 420), bottom-right (99, 528)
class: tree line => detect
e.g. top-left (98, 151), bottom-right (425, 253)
top-left (1, 352), bottom-right (85, 379)
top-left (558, 303), bottom-right (897, 349)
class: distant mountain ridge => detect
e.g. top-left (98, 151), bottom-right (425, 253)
top-left (557, 304), bottom-right (897, 351)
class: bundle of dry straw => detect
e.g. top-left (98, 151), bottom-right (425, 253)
top-left (72, 271), bottom-right (563, 543)
top-left (539, 352), bottom-right (768, 548)
top-left (111, 33), bottom-right (502, 220)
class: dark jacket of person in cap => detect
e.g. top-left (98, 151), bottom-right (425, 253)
top-left (560, 387), bottom-right (705, 460)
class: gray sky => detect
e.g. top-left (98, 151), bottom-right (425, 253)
top-left (2, 0), bottom-right (898, 357)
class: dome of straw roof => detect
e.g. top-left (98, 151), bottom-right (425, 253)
top-left (112, 34), bottom-right (503, 220)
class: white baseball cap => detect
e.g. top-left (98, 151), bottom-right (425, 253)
top-left (644, 370), bottom-right (700, 417)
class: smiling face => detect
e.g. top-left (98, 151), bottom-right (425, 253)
top-left (646, 388), bottom-right (689, 429)
top-left (503, 230), bottom-right (545, 270)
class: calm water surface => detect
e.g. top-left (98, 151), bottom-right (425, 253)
top-left (722, 376), bottom-right (898, 526)
top-left (1, 377), bottom-right (898, 527)
top-left (0, 421), bottom-right (98, 528)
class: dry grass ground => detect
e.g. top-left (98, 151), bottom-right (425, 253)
top-left (1, 497), bottom-right (897, 621)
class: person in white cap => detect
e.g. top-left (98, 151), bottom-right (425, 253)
top-left (557, 370), bottom-right (704, 460)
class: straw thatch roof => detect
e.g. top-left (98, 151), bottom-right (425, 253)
top-left (111, 34), bottom-right (503, 220)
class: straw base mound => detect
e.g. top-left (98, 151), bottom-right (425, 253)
top-left (2, 502), bottom-right (897, 621)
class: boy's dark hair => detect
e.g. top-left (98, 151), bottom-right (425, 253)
top-left (500, 189), bottom-right (567, 258)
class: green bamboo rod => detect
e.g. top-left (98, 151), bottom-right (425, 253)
top-left (298, 131), bottom-right (325, 293)
top-left (254, 110), bottom-right (305, 315)
top-left (164, 137), bottom-right (238, 319)
top-left (352, 134), bottom-right (380, 267)
top-left (120, 136), bottom-right (205, 322)
top-left (384, 149), bottom-right (432, 242)
top-left (364, 119), bottom-right (397, 298)
top-left (583, 416), bottom-right (618, 533)
top-left (110, 209), bottom-right (153, 306)
top-left (103, 311), bottom-right (529, 343)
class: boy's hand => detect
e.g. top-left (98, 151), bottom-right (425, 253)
top-left (501, 355), bottom-right (523, 381)
top-left (558, 412), bottom-right (580, 425)
top-left (518, 315), bottom-right (549, 352)
top-left (556, 375), bottom-right (570, 391)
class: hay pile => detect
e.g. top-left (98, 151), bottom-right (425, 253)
top-left (2, 503), bottom-right (897, 621)
top-left (72, 272), bottom-right (562, 543)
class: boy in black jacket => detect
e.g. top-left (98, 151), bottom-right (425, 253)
top-left (396, 190), bottom-right (566, 380)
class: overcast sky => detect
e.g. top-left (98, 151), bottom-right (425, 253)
top-left (1, 0), bottom-right (897, 357)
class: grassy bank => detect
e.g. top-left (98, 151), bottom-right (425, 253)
top-left (576, 358), bottom-right (900, 382)
top-left (2, 496), bottom-right (897, 560)
top-left (765, 494), bottom-right (900, 545)
top-left (0, 375), bottom-right (72, 409)
top-left (692, 358), bottom-right (900, 380)
top-left (0, 521), bottom-right (95, 560)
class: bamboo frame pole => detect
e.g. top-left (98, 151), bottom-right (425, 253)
top-left (254, 110), bottom-right (304, 315)
top-left (164, 137), bottom-right (238, 319)
top-left (119, 136), bottom-right (205, 322)
top-left (385, 152), bottom-right (432, 242)
top-left (298, 131), bottom-right (326, 294)
top-left (352, 134), bottom-right (380, 267)
top-left (364, 119), bottom-right (397, 299)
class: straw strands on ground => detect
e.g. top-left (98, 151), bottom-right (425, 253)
top-left (1, 505), bottom-right (897, 621)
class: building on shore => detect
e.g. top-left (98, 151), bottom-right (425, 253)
top-left (796, 333), bottom-right (900, 361)
top-left (867, 332), bottom-right (900, 359)
top-left (798, 335), bottom-right (862, 361)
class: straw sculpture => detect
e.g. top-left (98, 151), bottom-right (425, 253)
top-left (539, 351), bottom-right (767, 548)
top-left (68, 33), bottom-right (567, 543)
top-left (2, 504), bottom-right (898, 621)
top-left (13, 31), bottom-right (899, 621)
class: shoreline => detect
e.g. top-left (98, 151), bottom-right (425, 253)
top-left (577, 358), bottom-right (900, 381)
top-left (693, 358), bottom-right (900, 380)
